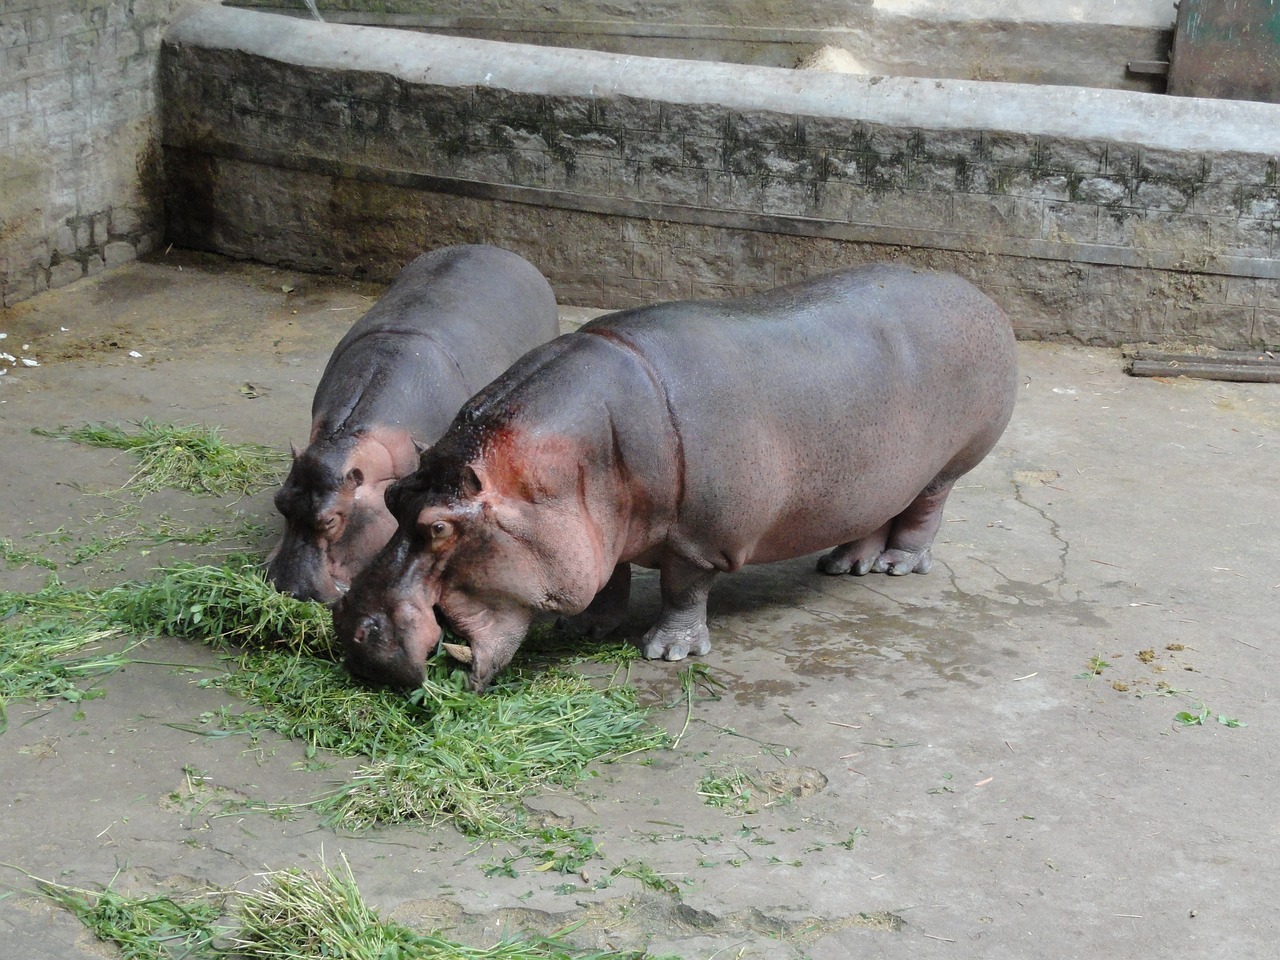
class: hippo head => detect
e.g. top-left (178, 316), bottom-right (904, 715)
top-left (266, 431), bottom-right (409, 604)
top-left (333, 439), bottom-right (604, 692)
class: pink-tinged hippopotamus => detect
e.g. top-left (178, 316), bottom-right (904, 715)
top-left (332, 263), bottom-right (1018, 691)
top-left (266, 245), bottom-right (559, 603)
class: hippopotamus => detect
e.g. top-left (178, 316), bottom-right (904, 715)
top-left (266, 245), bottom-right (559, 603)
top-left (333, 262), bottom-right (1018, 691)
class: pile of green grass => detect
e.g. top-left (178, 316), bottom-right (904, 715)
top-left (35, 419), bottom-right (288, 495)
top-left (36, 859), bottom-right (675, 960)
top-left (39, 879), bottom-right (225, 960)
top-left (2, 558), bottom-right (666, 857)
top-left (109, 558), bottom-right (336, 658)
top-left (232, 858), bottom-right (671, 959)
top-left (216, 648), bottom-right (666, 841)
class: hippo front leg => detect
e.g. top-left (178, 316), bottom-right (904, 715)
top-left (641, 560), bottom-right (716, 661)
top-left (557, 563), bottom-right (632, 640)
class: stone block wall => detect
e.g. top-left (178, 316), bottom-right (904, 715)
top-left (161, 6), bottom-right (1280, 347)
top-left (0, 0), bottom-right (196, 307)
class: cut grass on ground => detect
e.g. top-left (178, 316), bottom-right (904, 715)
top-left (214, 647), bottom-right (666, 842)
top-left (0, 580), bottom-right (135, 733)
top-left (109, 558), bottom-right (336, 657)
top-left (1, 559), bottom-right (668, 860)
top-left (34, 419), bottom-right (288, 495)
top-left (31, 857), bottom-right (676, 960)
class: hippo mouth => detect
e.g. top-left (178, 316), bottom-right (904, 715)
top-left (431, 604), bottom-right (476, 665)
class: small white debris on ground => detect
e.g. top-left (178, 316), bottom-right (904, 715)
top-left (1, 335), bottom-right (41, 372)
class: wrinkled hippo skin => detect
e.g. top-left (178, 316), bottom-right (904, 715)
top-left (266, 245), bottom-right (559, 603)
top-left (334, 263), bottom-right (1019, 691)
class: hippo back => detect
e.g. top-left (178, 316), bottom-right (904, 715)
top-left (313, 245), bottom-right (560, 444)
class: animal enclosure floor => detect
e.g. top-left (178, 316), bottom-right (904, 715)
top-left (2, 252), bottom-right (1278, 959)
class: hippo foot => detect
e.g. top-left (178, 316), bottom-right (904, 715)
top-left (819, 544), bottom-right (933, 576)
top-left (641, 624), bottom-right (712, 661)
top-left (818, 549), bottom-right (879, 577)
top-left (872, 547), bottom-right (933, 576)
top-left (818, 526), bottom-right (891, 576)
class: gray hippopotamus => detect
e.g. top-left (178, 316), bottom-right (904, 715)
top-left (266, 245), bottom-right (559, 603)
top-left (333, 263), bottom-right (1018, 691)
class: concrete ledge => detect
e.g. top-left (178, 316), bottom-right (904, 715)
top-left (232, 0), bottom-right (1175, 90)
top-left (162, 5), bottom-right (1280, 347)
top-left (170, 7), bottom-right (1271, 151)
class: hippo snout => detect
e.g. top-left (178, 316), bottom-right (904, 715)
top-left (333, 600), bottom-right (430, 690)
top-left (271, 572), bottom-right (341, 605)
top-left (266, 539), bottom-right (343, 605)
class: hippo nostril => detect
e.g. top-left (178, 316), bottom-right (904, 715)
top-left (353, 615), bottom-right (382, 646)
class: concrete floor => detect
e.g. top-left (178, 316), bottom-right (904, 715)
top-left (1, 252), bottom-right (1277, 958)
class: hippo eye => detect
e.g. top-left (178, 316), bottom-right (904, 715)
top-left (427, 519), bottom-right (453, 542)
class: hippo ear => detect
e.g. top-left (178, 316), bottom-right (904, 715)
top-left (461, 464), bottom-right (485, 498)
top-left (289, 442), bottom-right (301, 460)
top-left (345, 467), bottom-right (364, 488)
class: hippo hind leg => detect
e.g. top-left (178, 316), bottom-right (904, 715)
top-left (872, 481), bottom-right (950, 575)
top-left (819, 481), bottom-right (955, 577)
top-left (641, 561), bottom-right (716, 661)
